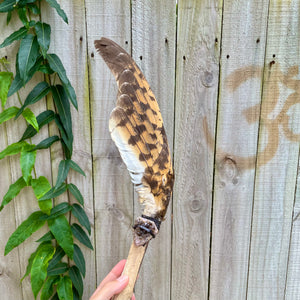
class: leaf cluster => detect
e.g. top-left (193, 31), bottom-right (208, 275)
top-left (0, 1), bottom-right (91, 299)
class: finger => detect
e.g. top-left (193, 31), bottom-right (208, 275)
top-left (99, 260), bottom-right (126, 290)
top-left (91, 275), bottom-right (129, 300)
top-left (131, 293), bottom-right (136, 300)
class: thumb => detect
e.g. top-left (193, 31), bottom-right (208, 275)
top-left (94, 275), bottom-right (129, 300)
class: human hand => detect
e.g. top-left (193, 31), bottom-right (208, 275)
top-left (90, 260), bottom-right (136, 300)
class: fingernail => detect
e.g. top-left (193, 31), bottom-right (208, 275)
top-left (117, 275), bottom-right (128, 283)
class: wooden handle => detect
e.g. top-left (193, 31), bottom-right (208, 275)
top-left (113, 241), bottom-right (148, 300)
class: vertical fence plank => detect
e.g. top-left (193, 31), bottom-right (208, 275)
top-left (247, 1), bottom-right (300, 299)
top-left (0, 15), bottom-right (53, 300)
top-left (0, 14), bottom-right (23, 300)
top-left (209, 1), bottom-right (269, 299)
top-left (172, 1), bottom-right (222, 299)
top-left (0, 17), bottom-right (23, 296)
top-left (0, 138), bottom-right (22, 299)
top-left (41, 1), bottom-right (97, 298)
top-left (285, 158), bottom-right (300, 299)
top-left (85, 0), bottom-right (133, 288)
top-left (131, 1), bottom-right (176, 299)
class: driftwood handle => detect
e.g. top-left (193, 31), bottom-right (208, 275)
top-left (113, 241), bottom-right (148, 300)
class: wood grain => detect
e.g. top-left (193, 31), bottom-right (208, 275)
top-left (172, 1), bottom-right (222, 299)
top-left (285, 157), bottom-right (300, 299)
top-left (0, 17), bottom-right (23, 298)
top-left (131, 0), bottom-right (176, 298)
top-left (209, 1), bottom-right (269, 299)
top-left (0, 14), bottom-right (52, 300)
top-left (247, 0), bottom-right (300, 298)
top-left (85, 0), bottom-right (133, 292)
top-left (41, 1), bottom-right (97, 298)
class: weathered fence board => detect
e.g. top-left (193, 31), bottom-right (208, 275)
top-left (0, 1), bottom-right (300, 299)
top-left (41, 2), bottom-right (97, 298)
top-left (0, 16), bottom-right (22, 300)
top-left (131, 1), bottom-right (176, 299)
top-left (247, 1), bottom-right (300, 299)
top-left (209, 0), bottom-right (269, 299)
top-left (172, 1), bottom-right (221, 299)
top-left (85, 0), bottom-right (133, 291)
top-left (285, 159), bottom-right (300, 299)
top-left (0, 14), bottom-right (52, 300)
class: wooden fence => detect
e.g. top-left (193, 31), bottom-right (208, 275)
top-left (1, 0), bottom-right (300, 299)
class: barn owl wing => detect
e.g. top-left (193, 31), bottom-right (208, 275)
top-left (94, 37), bottom-right (173, 221)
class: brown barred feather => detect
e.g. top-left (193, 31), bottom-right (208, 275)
top-left (94, 37), bottom-right (174, 227)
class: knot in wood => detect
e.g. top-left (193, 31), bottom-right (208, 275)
top-left (201, 70), bottom-right (215, 87)
top-left (218, 156), bottom-right (239, 184)
top-left (107, 205), bottom-right (125, 221)
top-left (190, 199), bottom-right (202, 212)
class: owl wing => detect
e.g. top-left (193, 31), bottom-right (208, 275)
top-left (94, 37), bottom-right (173, 219)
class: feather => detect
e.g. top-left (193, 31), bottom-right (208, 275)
top-left (94, 38), bottom-right (174, 241)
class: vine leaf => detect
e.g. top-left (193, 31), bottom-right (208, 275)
top-left (72, 204), bottom-right (91, 234)
top-left (0, 177), bottom-right (26, 211)
top-left (54, 115), bottom-right (72, 159)
top-left (45, 0), bottom-right (68, 24)
top-left (73, 287), bottom-right (80, 300)
top-left (40, 275), bottom-right (60, 300)
top-left (31, 242), bottom-right (55, 299)
top-left (47, 262), bottom-right (69, 276)
top-left (18, 34), bottom-right (40, 83)
top-left (34, 22), bottom-right (51, 57)
top-left (21, 241), bottom-right (49, 282)
top-left (39, 183), bottom-right (68, 201)
top-left (52, 85), bottom-right (73, 158)
top-left (55, 159), bottom-right (70, 189)
top-left (38, 62), bottom-right (54, 75)
top-left (0, 26), bottom-right (28, 48)
top-left (20, 110), bottom-right (55, 141)
top-left (8, 56), bottom-right (43, 97)
top-left (28, 3), bottom-right (41, 16)
top-left (20, 144), bottom-right (36, 184)
top-left (22, 108), bottom-right (39, 132)
top-left (4, 211), bottom-right (46, 255)
top-left (57, 276), bottom-right (73, 300)
top-left (47, 246), bottom-right (65, 270)
top-left (31, 176), bottom-right (52, 214)
top-left (0, 141), bottom-right (27, 160)
top-left (32, 135), bottom-right (60, 150)
top-left (0, 106), bottom-right (19, 124)
top-left (41, 202), bottom-right (72, 221)
top-left (7, 71), bottom-right (23, 97)
top-left (47, 55), bottom-right (77, 109)
top-left (48, 215), bottom-right (74, 259)
top-left (73, 244), bottom-right (86, 278)
top-left (69, 160), bottom-right (86, 177)
top-left (68, 183), bottom-right (84, 205)
top-left (69, 266), bottom-right (83, 297)
top-left (51, 293), bottom-right (59, 300)
top-left (0, 71), bottom-right (13, 107)
top-left (36, 231), bottom-right (54, 243)
top-left (0, 0), bottom-right (15, 12)
top-left (16, 81), bottom-right (50, 118)
top-left (52, 85), bottom-right (72, 136)
top-left (17, 7), bottom-right (29, 27)
top-left (71, 223), bottom-right (93, 250)
top-left (6, 10), bottom-right (11, 24)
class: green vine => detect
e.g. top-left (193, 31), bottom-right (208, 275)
top-left (0, 1), bottom-right (92, 299)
